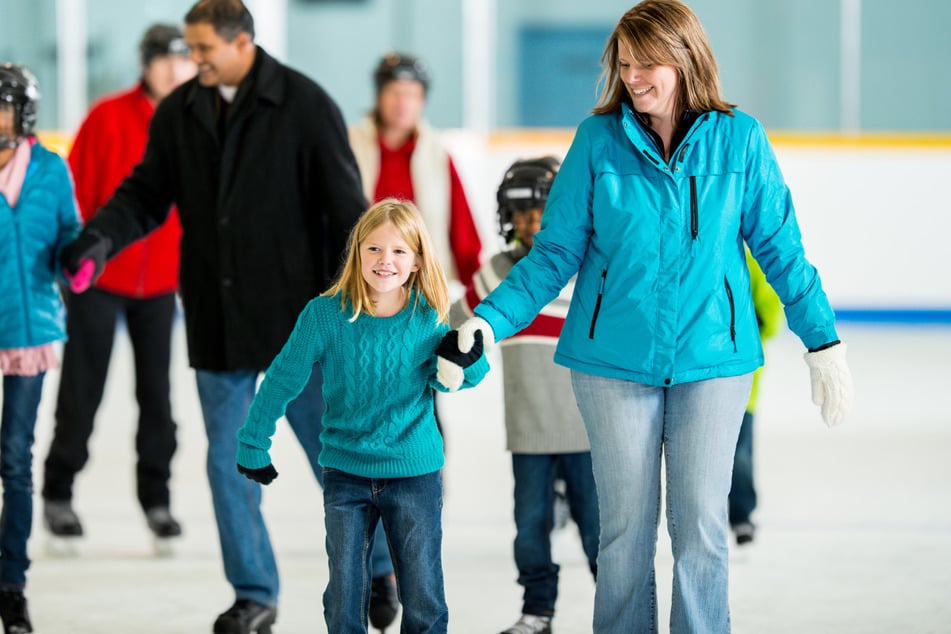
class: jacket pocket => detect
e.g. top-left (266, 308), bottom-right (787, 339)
top-left (589, 268), bottom-right (607, 339)
top-left (724, 275), bottom-right (737, 352)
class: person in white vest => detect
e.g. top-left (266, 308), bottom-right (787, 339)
top-left (348, 52), bottom-right (482, 298)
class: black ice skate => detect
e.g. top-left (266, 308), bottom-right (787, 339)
top-left (369, 574), bottom-right (399, 632)
top-left (42, 500), bottom-right (83, 557)
top-left (145, 506), bottom-right (182, 557)
top-left (213, 599), bottom-right (276, 634)
top-left (0, 590), bottom-right (33, 634)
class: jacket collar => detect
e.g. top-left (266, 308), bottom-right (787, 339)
top-left (183, 45), bottom-right (284, 140)
top-left (623, 104), bottom-right (707, 164)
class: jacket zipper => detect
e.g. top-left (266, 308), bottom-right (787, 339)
top-left (12, 216), bottom-right (33, 344)
top-left (678, 142), bottom-right (690, 163)
top-left (589, 269), bottom-right (607, 339)
top-left (689, 176), bottom-right (698, 240)
top-left (724, 275), bottom-right (736, 352)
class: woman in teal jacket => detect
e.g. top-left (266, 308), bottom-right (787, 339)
top-left (0, 63), bottom-right (81, 633)
top-left (450, 2), bottom-right (854, 632)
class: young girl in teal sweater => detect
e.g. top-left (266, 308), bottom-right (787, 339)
top-left (236, 198), bottom-right (488, 633)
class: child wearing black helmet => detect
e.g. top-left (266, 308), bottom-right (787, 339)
top-left (450, 157), bottom-right (599, 634)
top-left (0, 62), bottom-right (82, 634)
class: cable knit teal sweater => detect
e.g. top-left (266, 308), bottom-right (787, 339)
top-left (237, 292), bottom-right (489, 479)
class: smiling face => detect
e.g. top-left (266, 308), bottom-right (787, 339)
top-left (360, 220), bottom-right (420, 314)
top-left (617, 40), bottom-right (680, 124)
top-left (183, 22), bottom-right (252, 87)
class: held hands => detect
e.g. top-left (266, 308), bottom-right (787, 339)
top-left (59, 230), bottom-right (112, 293)
top-left (237, 463), bottom-right (279, 485)
top-left (436, 329), bottom-right (485, 392)
top-left (803, 343), bottom-right (854, 427)
top-left (457, 316), bottom-right (495, 354)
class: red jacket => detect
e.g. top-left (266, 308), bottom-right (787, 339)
top-left (68, 82), bottom-right (181, 298)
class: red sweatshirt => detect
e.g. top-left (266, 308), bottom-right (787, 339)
top-left (68, 82), bottom-right (181, 298)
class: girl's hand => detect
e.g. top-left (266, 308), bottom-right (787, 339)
top-left (436, 329), bottom-right (484, 391)
top-left (237, 463), bottom-right (279, 485)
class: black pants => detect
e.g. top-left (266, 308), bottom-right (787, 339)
top-left (42, 288), bottom-right (178, 512)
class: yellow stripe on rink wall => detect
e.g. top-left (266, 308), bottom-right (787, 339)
top-left (488, 128), bottom-right (951, 151)
top-left (35, 130), bottom-right (74, 157)
top-left (39, 128), bottom-right (951, 156)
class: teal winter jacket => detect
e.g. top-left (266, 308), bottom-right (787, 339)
top-left (0, 141), bottom-right (81, 349)
top-left (475, 105), bottom-right (837, 387)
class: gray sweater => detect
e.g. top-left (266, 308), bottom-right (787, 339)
top-left (451, 245), bottom-right (589, 454)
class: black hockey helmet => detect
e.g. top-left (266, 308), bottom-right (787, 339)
top-left (0, 63), bottom-right (40, 150)
top-left (496, 156), bottom-right (561, 242)
top-left (140, 23), bottom-right (190, 70)
top-left (374, 52), bottom-right (431, 94)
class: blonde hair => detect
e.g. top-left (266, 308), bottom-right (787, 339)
top-left (323, 198), bottom-right (450, 323)
top-left (593, 0), bottom-right (735, 117)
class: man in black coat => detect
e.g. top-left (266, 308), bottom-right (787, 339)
top-left (59, 1), bottom-right (398, 632)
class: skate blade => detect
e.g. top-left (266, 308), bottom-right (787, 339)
top-left (45, 535), bottom-right (81, 558)
top-left (152, 536), bottom-right (179, 558)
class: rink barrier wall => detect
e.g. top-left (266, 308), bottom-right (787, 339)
top-left (39, 129), bottom-right (951, 326)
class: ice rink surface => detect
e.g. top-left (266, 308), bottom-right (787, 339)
top-left (19, 320), bottom-right (951, 633)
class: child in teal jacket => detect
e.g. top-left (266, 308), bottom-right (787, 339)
top-left (0, 63), bottom-right (81, 633)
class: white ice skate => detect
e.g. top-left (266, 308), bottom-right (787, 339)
top-left (146, 507), bottom-right (182, 558)
top-left (43, 500), bottom-right (83, 558)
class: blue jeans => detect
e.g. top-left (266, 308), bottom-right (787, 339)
top-left (195, 365), bottom-right (392, 607)
top-left (571, 371), bottom-right (752, 634)
top-left (512, 452), bottom-right (599, 616)
top-left (0, 374), bottom-right (45, 589)
top-left (728, 412), bottom-right (756, 526)
top-left (323, 469), bottom-right (447, 634)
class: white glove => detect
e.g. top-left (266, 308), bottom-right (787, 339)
top-left (457, 316), bottom-right (495, 354)
top-left (436, 357), bottom-right (465, 392)
top-left (803, 343), bottom-right (854, 427)
top-left (435, 329), bottom-right (486, 393)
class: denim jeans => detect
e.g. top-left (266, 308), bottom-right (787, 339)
top-left (571, 371), bottom-right (752, 634)
top-left (0, 373), bottom-right (45, 589)
top-left (728, 412), bottom-right (756, 526)
top-left (323, 469), bottom-right (447, 634)
top-left (195, 365), bottom-right (393, 607)
top-left (512, 452), bottom-right (600, 616)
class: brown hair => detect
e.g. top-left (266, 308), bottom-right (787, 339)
top-left (592, 0), bottom-right (735, 117)
top-left (185, 0), bottom-right (254, 42)
top-left (323, 199), bottom-right (450, 323)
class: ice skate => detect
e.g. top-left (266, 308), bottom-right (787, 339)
top-left (146, 506), bottom-right (182, 557)
top-left (368, 574), bottom-right (399, 632)
top-left (0, 590), bottom-right (32, 634)
top-left (42, 500), bottom-right (83, 557)
top-left (500, 614), bottom-right (552, 634)
top-left (213, 599), bottom-right (276, 634)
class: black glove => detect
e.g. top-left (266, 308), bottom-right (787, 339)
top-left (59, 229), bottom-right (112, 285)
top-left (436, 329), bottom-right (484, 369)
top-left (238, 463), bottom-right (279, 485)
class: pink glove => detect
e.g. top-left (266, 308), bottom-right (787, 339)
top-left (64, 258), bottom-right (96, 293)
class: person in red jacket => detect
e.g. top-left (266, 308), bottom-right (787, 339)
top-left (41, 24), bottom-right (196, 547)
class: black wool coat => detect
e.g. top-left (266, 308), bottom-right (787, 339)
top-left (86, 47), bottom-right (367, 371)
